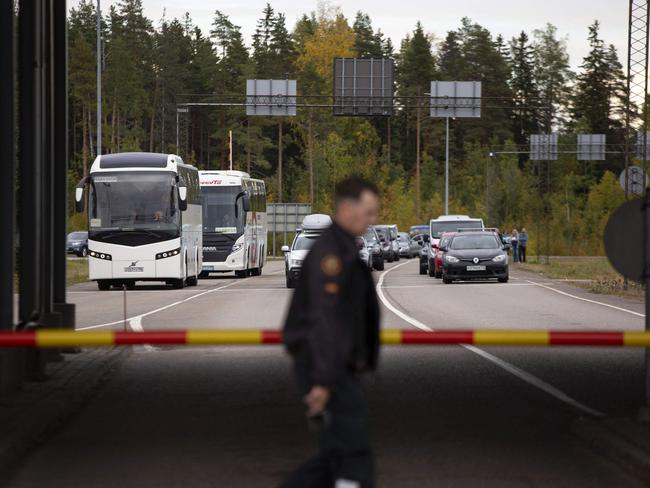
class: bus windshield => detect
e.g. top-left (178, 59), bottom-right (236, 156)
top-left (430, 220), bottom-right (482, 238)
top-left (201, 186), bottom-right (245, 234)
top-left (89, 171), bottom-right (180, 236)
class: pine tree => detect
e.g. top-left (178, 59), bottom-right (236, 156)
top-left (252, 4), bottom-right (275, 77)
top-left (353, 12), bottom-right (383, 58)
top-left (438, 31), bottom-right (464, 80)
top-left (509, 31), bottom-right (540, 146)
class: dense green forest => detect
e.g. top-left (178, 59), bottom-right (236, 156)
top-left (67, 0), bottom-right (635, 255)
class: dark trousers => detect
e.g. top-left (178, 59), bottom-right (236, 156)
top-left (520, 245), bottom-right (527, 262)
top-left (280, 368), bottom-right (374, 488)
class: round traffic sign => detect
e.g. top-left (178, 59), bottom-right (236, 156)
top-left (604, 197), bottom-right (645, 283)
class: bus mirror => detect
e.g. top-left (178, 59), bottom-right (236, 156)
top-left (242, 194), bottom-right (251, 213)
top-left (178, 178), bottom-right (188, 211)
top-left (75, 176), bottom-right (88, 213)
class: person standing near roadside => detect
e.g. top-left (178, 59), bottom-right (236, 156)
top-left (510, 229), bottom-right (519, 263)
top-left (280, 176), bottom-right (381, 488)
top-left (519, 228), bottom-right (528, 263)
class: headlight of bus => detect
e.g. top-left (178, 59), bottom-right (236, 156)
top-left (89, 250), bottom-right (112, 260)
top-left (156, 248), bottom-right (181, 260)
top-left (445, 255), bottom-right (459, 263)
top-left (492, 254), bottom-right (506, 262)
top-left (231, 243), bottom-right (244, 253)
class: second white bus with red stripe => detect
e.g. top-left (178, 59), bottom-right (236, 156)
top-left (199, 171), bottom-right (267, 278)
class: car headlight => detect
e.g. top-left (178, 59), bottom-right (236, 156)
top-left (291, 259), bottom-right (303, 266)
top-left (492, 254), bottom-right (506, 262)
top-left (156, 248), bottom-right (181, 260)
top-left (445, 255), bottom-right (459, 263)
top-left (231, 243), bottom-right (244, 253)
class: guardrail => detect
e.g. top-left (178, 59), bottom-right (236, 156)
top-left (0, 329), bottom-right (649, 347)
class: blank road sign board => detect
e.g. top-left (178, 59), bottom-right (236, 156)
top-left (333, 58), bottom-right (394, 116)
top-left (577, 134), bottom-right (606, 161)
top-left (246, 79), bottom-right (297, 116)
top-left (530, 134), bottom-right (559, 161)
top-left (430, 81), bottom-right (482, 118)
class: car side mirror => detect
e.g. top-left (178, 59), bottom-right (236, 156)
top-left (178, 177), bottom-right (188, 211)
top-left (281, 245), bottom-right (290, 253)
top-left (75, 176), bottom-right (89, 213)
top-left (503, 244), bottom-right (511, 251)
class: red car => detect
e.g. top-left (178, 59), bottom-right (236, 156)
top-left (431, 232), bottom-right (455, 278)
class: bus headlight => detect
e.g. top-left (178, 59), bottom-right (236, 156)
top-left (156, 248), bottom-right (181, 260)
top-left (89, 250), bottom-right (112, 260)
top-left (231, 243), bottom-right (244, 253)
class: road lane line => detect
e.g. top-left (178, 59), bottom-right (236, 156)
top-left (77, 279), bottom-right (245, 330)
top-left (525, 279), bottom-right (644, 318)
top-left (376, 260), bottom-right (605, 417)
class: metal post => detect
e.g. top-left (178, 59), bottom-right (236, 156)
top-left (176, 109), bottom-right (179, 152)
top-left (0, 0), bottom-right (15, 332)
top-left (645, 189), bottom-right (650, 408)
top-left (278, 121), bottom-right (283, 202)
top-left (96, 0), bottom-right (101, 156)
top-left (445, 117), bottom-right (450, 215)
top-left (53, 0), bottom-right (75, 331)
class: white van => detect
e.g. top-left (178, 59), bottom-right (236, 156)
top-left (429, 215), bottom-right (484, 246)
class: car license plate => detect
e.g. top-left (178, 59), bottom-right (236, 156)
top-left (124, 266), bottom-right (144, 273)
top-left (203, 265), bottom-right (214, 271)
top-left (466, 265), bottom-right (486, 271)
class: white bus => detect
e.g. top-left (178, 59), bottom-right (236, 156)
top-left (75, 152), bottom-right (202, 290)
top-left (199, 171), bottom-right (267, 278)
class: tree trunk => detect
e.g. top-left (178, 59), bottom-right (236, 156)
top-left (82, 102), bottom-right (88, 177)
top-left (386, 116), bottom-right (391, 164)
top-left (111, 96), bottom-right (117, 150)
top-left (308, 114), bottom-right (314, 205)
top-left (149, 75), bottom-right (158, 153)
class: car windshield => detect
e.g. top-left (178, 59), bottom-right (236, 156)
top-left (89, 171), bottom-right (179, 233)
top-left (293, 234), bottom-right (319, 251)
top-left (430, 220), bottom-right (482, 238)
top-left (397, 233), bottom-right (409, 242)
top-left (450, 234), bottom-right (500, 250)
top-left (68, 232), bottom-right (87, 240)
top-left (201, 186), bottom-right (245, 234)
top-left (364, 229), bottom-right (378, 244)
top-left (375, 228), bottom-right (389, 240)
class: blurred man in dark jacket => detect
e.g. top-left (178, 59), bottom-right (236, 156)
top-left (280, 176), bottom-right (381, 488)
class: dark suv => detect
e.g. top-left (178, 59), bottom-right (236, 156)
top-left (66, 231), bottom-right (88, 257)
top-left (441, 230), bottom-right (509, 284)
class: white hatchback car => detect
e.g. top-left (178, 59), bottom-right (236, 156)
top-left (282, 214), bottom-right (332, 288)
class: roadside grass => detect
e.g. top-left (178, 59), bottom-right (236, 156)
top-left (517, 257), bottom-right (644, 300)
top-left (67, 259), bottom-right (89, 286)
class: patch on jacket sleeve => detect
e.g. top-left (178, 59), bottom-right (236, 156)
top-left (321, 255), bottom-right (342, 277)
top-left (324, 282), bottom-right (340, 294)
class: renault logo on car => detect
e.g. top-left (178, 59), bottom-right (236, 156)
top-left (473, 257), bottom-right (480, 264)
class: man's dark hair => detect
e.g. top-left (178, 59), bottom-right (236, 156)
top-left (334, 176), bottom-right (379, 206)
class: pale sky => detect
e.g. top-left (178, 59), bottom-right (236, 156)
top-left (99, 0), bottom-right (628, 70)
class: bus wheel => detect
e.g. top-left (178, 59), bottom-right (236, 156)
top-left (199, 271), bottom-right (209, 279)
top-left (250, 267), bottom-right (261, 277)
top-left (173, 278), bottom-right (185, 289)
top-left (186, 275), bottom-right (198, 286)
top-left (97, 280), bottom-right (110, 291)
top-left (235, 270), bottom-right (248, 278)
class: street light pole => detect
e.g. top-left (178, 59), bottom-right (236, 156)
top-left (445, 116), bottom-right (450, 215)
top-left (96, 0), bottom-right (102, 156)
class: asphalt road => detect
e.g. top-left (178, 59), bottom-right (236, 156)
top-left (5, 259), bottom-right (648, 487)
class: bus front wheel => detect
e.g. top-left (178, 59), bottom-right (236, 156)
top-left (97, 280), bottom-right (111, 291)
top-left (235, 270), bottom-right (248, 278)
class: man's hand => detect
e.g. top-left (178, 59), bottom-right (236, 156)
top-left (304, 385), bottom-right (330, 416)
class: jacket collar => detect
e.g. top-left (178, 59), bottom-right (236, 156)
top-left (331, 221), bottom-right (359, 259)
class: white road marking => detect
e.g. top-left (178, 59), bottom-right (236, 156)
top-left (526, 279), bottom-right (644, 318)
top-left (77, 279), bottom-right (246, 330)
top-left (382, 283), bottom-right (536, 289)
top-left (376, 261), bottom-right (605, 417)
